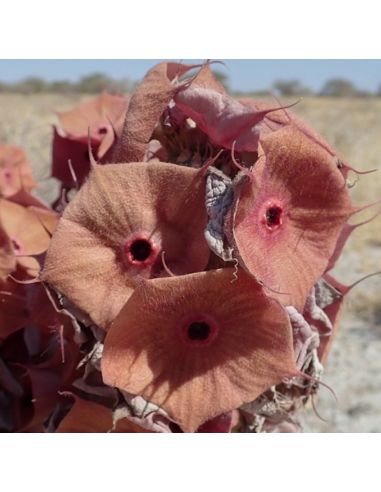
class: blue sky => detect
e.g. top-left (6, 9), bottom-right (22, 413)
top-left (0, 60), bottom-right (380, 92)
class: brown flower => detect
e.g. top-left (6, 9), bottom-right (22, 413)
top-left (101, 268), bottom-right (297, 432)
top-left (0, 145), bottom-right (37, 198)
top-left (0, 198), bottom-right (58, 276)
top-left (226, 125), bottom-right (354, 310)
top-left (52, 92), bottom-right (129, 188)
top-left (42, 161), bottom-right (209, 329)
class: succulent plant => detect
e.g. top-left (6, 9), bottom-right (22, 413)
top-left (0, 61), bottom-right (378, 432)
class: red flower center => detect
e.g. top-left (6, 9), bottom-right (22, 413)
top-left (181, 314), bottom-right (219, 347)
top-left (260, 199), bottom-right (284, 231)
top-left (187, 321), bottom-right (210, 341)
top-left (124, 235), bottom-right (159, 267)
top-left (266, 206), bottom-right (282, 227)
top-left (130, 239), bottom-right (152, 262)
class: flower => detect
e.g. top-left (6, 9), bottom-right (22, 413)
top-left (0, 145), bottom-right (37, 198)
top-left (52, 92), bottom-right (129, 189)
top-left (226, 125), bottom-right (354, 310)
top-left (41, 161), bottom-right (209, 329)
top-left (101, 268), bottom-right (297, 432)
top-left (0, 198), bottom-right (58, 276)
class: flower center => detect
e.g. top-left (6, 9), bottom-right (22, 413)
top-left (266, 206), bottom-right (282, 227)
top-left (124, 235), bottom-right (158, 268)
top-left (181, 314), bottom-right (219, 347)
top-left (260, 199), bottom-right (284, 232)
top-left (130, 239), bottom-right (152, 262)
top-left (187, 321), bottom-right (211, 341)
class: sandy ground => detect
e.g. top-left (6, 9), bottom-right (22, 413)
top-left (0, 94), bottom-right (380, 432)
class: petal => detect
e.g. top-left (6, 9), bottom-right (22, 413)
top-left (51, 127), bottom-right (99, 188)
top-left (174, 87), bottom-right (285, 152)
top-left (228, 125), bottom-right (354, 310)
top-left (111, 62), bottom-right (198, 163)
top-left (0, 199), bottom-right (57, 257)
top-left (240, 97), bottom-right (338, 157)
top-left (0, 145), bottom-right (37, 198)
top-left (0, 223), bottom-right (16, 280)
top-left (56, 396), bottom-right (151, 433)
top-left (57, 92), bottom-right (128, 137)
top-left (191, 63), bottom-right (227, 94)
top-left (102, 268), bottom-right (296, 432)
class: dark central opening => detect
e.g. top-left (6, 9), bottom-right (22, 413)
top-left (266, 206), bottom-right (282, 227)
top-left (187, 321), bottom-right (211, 341)
top-left (130, 239), bottom-right (152, 262)
top-left (98, 126), bottom-right (108, 135)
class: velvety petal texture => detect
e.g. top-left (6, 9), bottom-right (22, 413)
top-left (101, 268), bottom-right (297, 432)
top-left (111, 62), bottom-right (200, 163)
top-left (174, 86), bottom-right (284, 152)
top-left (41, 161), bottom-right (209, 329)
top-left (227, 125), bottom-right (354, 310)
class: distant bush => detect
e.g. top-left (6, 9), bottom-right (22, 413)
top-left (273, 79), bottom-right (312, 96)
top-left (0, 73), bottom-right (135, 94)
top-left (319, 78), bottom-right (364, 97)
top-left (75, 73), bottom-right (114, 93)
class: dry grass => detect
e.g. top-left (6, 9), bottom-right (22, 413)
top-left (0, 93), bottom-right (380, 432)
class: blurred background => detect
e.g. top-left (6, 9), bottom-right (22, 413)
top-left (1, 59), bottom-right (381, 96)
top-left (0, 59), bottom-right (380, 432)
